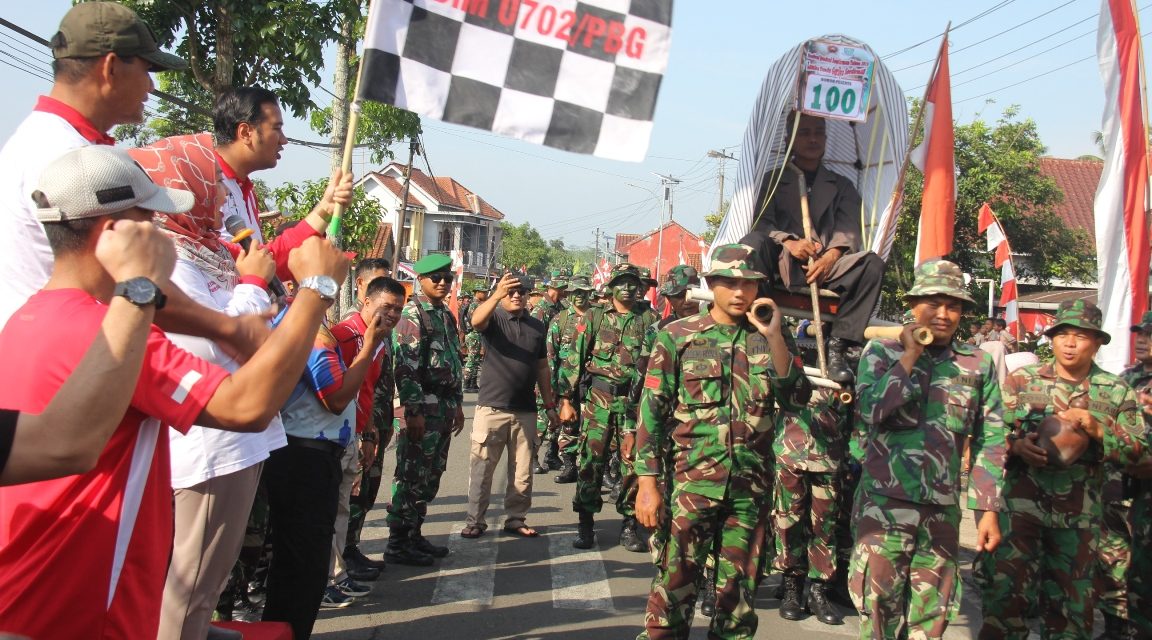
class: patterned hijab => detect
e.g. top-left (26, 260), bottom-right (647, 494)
top-left (129, 133), bottom-right (237, 288)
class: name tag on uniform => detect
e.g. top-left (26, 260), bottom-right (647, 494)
top-left (685, 348), bottom-right (723, 361)
top-left (954, 374), bottom-right (980, 388)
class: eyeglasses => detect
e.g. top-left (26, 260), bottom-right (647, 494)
top-left (426, 273), bottom-right (454, 284)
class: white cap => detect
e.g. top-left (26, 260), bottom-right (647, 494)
top-left (34, 146), bottom-right (194, 223)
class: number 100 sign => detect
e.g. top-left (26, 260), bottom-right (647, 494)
top-left (799, 40), bottom-right (875, 123)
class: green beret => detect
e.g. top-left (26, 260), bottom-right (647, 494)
top-left (413, 254), bottom-right (453, 275)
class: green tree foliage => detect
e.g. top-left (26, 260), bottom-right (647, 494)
top-left (268, 179), bottom-right (383, 259)
top-left (499, 222), bottom-right (550, 275)
top-left (881, 105), bottom-right (1096, 316)
top-left (701, 199), bottom-right (729, 244)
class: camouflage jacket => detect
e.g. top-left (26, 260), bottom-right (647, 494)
top-left (372, 341), bottom-right (395, 433)
top-left (530, 297), bottom-right (565, 327)
top-left (393, 295), bottom-right (462, 417)
top-left (547, 306), bottom-right (584, 388)
top-left (775, 388), bottom-right (848, 473)
top-left (1002, 362), bottom-right (1145, 528)
top-left (459, 300), bottom-right (475, 335)
top-left (634, 315), bottom-right (811, 499)
top-left (556, 305), bottom-right (655, 401)
top-left (855, 339), bottom-right (1007, 511)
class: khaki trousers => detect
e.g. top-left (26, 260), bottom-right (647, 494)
top-left (158, 462), bottom-right (262, 640)
top-left (465, 405), bottom-right (538, 530)
top-left (329, 438), bottom-right (361, 583)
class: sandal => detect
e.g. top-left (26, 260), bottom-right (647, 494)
top-left (503, 525), bottom-right (539, 538)
top-left (460, 525), bottom-right (485, 539)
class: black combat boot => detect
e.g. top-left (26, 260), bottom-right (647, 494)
top-left (619, 516), bottom-right (648, 552)
top-left (699, 565), bottom-right (717, 618)
top-left (827, 557), bottom-right (853, 608)
top-left (384, 526), bottom-right (434, 566)
top-left (806, 579), bottom-right (843, 625)
top-left (411, 521), bottom-right (449, 558)
top-left (779, 574), bottom-right (805, 621)
top-left (1096, 612), bottom-right (1134, 640)
top-left (825, 337), bottom-right (856, 384)
top-left (544, 439), bottom-right (563, 471)
top-left (573, 511), bottom-right (596, 549)
top-left (554, 454), bottom-right (578, 483)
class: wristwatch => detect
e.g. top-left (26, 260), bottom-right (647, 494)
top-left (297, 275), bottom-right (339, 302)
top-left (112, 277), bottom-right (166, 310)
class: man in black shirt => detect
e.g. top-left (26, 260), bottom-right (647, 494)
top-left (461, 273), bottom-right (558, 538)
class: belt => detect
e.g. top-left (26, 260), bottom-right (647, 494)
top-left (285, 435), bottom-right (345, 458)
top-left (590, 377), bottom-right (630, 397)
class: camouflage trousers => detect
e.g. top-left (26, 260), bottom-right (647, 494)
top-left (1130, 481), bottom-right (1152, 637)
top-left (462, 331), bottom-right (482, 387)
top-left (773, 467), bottom-right (839, 581)
top-left (386, 414), bottom-right (453, 530)
top-left (975, 512), bottom-right (1097, 640)
top-left (1096, 500), bottom-right (1132, 619)
top-left (573, 387), bottom-right (636, 516)
top-left (557, 400), bottom-right (582, 456)
top-left (638, 486), bottom-right (770, 640)
top-left (848, 493), bottom-right (961, 640)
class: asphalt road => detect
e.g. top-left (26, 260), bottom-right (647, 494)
top-left (311, 395), bottom-right (995, 640)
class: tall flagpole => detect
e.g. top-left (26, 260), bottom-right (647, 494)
top-left (326, 0), bottom-right (374, 241)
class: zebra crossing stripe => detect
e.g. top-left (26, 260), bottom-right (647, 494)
top-left (546, 527), bottom-right (615, 611)
top-left (431, 522), bottom-right (499, 606)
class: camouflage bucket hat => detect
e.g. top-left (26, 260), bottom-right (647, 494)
top-left (659, 264), bottom-right (699, 296)
top-left (903, 259), bottom-right (975, 305)
top-left (548, 269), bottom-right (569, 290)
top-left (702, 244), bottom-right (766, 280)
top-left (606, 263), bottom-right (641, 286)
top-left (1130, 310), bottom-right (1152, 334)
top-left (638, 267), bottom-right (658, 286)
top-left (1046, 299), bottom-right (1111, 344)
top-left (567, 275), bottom-right (593, 291)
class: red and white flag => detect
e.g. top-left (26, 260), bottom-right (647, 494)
top-left (978, 203), bottom-right (1020, 340)
top-left (911, 31), bottom-right (956, 265)
top-left (591, 258), bottom-right (612, 288)
top-left (1094, 0), bottom-right (1151, 372)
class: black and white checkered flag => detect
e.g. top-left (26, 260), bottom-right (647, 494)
top-left (358, 0), bottom-right (673, 162)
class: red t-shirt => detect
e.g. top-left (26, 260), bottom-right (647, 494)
top-left (0, 289), bottom-right (228, 639)
top-left (330, 313), bottom-right (384, 434)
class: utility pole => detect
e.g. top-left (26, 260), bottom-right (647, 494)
top-left (390, 136), bottom-right (421, 271)
top-left (653, 173), bottom-right (680, 282)
top-left (593, 227), bottom-right (602, 265)
top-left (707, 149), bottom-right (737, 218)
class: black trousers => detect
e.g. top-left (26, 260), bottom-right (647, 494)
top-left (740, 231), bottom-right (884, 343)
top-left (262, 440), bottom-right (343, 640)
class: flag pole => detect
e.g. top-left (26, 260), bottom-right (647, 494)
top-left (1134, 0), bottom-right (1152, 313)
top-left (325, 2), bottom-right (374, 241)
top-left (877, 22), bottom-right (950, 258)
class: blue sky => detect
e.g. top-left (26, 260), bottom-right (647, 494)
top-left (0, 0), bottom-right (1135, 249)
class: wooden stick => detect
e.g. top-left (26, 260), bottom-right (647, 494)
top-left (786, 162), bottom-right (827, 377)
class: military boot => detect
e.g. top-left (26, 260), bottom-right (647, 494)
top-left (825, 337), bottom-right (856, 384)
top-left (779, 574), bottom-right (805, 621)
top-left (1096, 612), bottom-right (1134, 640)
top-left (573, 511), bottom-right (596, 549)
top-left (544, 439), bottom-right (563, 471)
top-left (806, 580), bottom-right (843, 625)
top-left (411, 522), bottom-right (449, 558)
top-left (554, 454), bottom-right (578, 483)
top-left (698, 565), bottom-right (717, 618)
top-left (619, 516), bottom-right (648, 552)
top-left (384, 526), bottom-right (434, 566)
top-left (827, 557), bottom-right (853, 608)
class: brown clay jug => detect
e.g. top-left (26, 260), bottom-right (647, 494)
top-left (1035, 396), bottom-right (1090, 468)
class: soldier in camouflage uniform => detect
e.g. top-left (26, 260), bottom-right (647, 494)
top-left (633, 244), bottom-right (811, 640)
top-left (852, 260), bottom-right (1009, 640)
top-left (773, 387), bottom-right (848, 625)
top-left (385, 254), bottom-right (465, 566)
top-left (551, 276), bottom-right (594, 483)
top-left (1125, 312), bottom-right (1152, 639)
top-left (557, 263), bottom-right (656, 552)
top-left (656, 265), bottom-right (700, 330)
top-left (977, 300), bottom-right (1147, 640)
top-left (461, 284), bottom-right (489, 392)
top-left (633, 266), bottom-right (658, 316)
top-left (533, 273), bottom-right (569, 473)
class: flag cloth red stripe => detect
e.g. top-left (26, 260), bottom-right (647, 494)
top-left (977, 203), bottom-right (994, 233)
top-left (912, 33), bottom-right (956, 265)
top-left (1094, 0), bottom-right (1151, 371)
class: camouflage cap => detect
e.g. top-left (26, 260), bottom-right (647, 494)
top-left (472, 282), bottom-right (490, 292)
top-left (606, 263), bottom-right (642, 286)
top-left (702, 244), bottom-right (766, 280)
top-left (1131, 310), bottom-right (1152, 334)
top-left (1045, 299), bottom-right (1111, 344)
top-left (903, 259), bottom-right (975, 305)
top-left (567, 275), bottom-right (593, 291)
top-left (547, 278), bottom-right (568, 290)
top-left (659, 264), bottom-right (700, 296)
top-left (637, 267), bottom-right (658, 286)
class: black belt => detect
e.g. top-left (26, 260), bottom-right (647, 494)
top-left (285, 435), bottom-right (345, 458)
top-left (590, 377), bottom-right (630, 397)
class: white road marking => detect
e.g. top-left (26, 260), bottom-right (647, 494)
top-left (547, 526), bottom-right (616, 611)
top-left (430, 520), bottom-right (500, 605)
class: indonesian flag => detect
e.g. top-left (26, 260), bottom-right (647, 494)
top-left (1095, 0), bottom-right (1151, 372)
top-left (978, 204), bottom-right (1020, 340)
top-left (449, 249), bottom-right (465, 318)
top-left (911, 32), bottom-right (956, 265)
top-left (677, 236), bottom-right (688, 266)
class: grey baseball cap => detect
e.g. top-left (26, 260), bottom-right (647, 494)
top-left (51, 2), bottom-right (188, 71)
top-left (34, 146), bottom-right (194, 223)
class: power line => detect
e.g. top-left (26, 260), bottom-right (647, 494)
top-left (883, 0), bottom-right (1019, 59)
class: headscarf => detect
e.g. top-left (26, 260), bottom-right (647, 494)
top-left (129, 133), bottom-right (237, 288)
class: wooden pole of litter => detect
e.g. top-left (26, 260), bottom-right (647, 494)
top-left (786, 162), bottom-right (827, 378)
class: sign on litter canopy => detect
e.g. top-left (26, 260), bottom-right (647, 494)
top-left (799, 40), bottom-right (875, 123)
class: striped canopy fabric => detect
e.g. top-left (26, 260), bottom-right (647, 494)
top-left (712, 35), bottom-right (909, 262)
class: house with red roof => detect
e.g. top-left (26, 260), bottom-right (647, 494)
top-left (614, 221), bottom-right (707, 284)
top-left (358, 163), bottom-right (505, 276)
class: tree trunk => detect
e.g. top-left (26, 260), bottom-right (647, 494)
top-left (328, 12), bottom-right (356, 172)
top-left (213, 2), bottom-right (235, 92)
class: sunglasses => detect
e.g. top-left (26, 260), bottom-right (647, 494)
top-left (426, 273), bottom-right (454, 284)
top-left (507, 289), bottom-right (525, 297)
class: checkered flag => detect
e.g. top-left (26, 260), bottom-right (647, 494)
top-left (358, 0), bottom-right (673, 162)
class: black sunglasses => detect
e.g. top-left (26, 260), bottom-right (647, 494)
top-left (426, 273), bottom-right (454, 284)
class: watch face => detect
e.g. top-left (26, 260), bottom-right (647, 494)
top-left (125, 278), bottom-right (156, 305)
top-left (304, 276), bottom-right (338, 300)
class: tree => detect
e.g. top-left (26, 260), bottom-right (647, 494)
top-left (881, 105), bottom-right (1096, 316)
top-left (701, 199), bottom-right (729, 243)
top-left (268, 179), bottom-right (383, 260)
top-left (498, 222), bottom-right (550, 275)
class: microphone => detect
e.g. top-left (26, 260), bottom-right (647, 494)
top-left (224, 215), bottom-right (287, 299)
